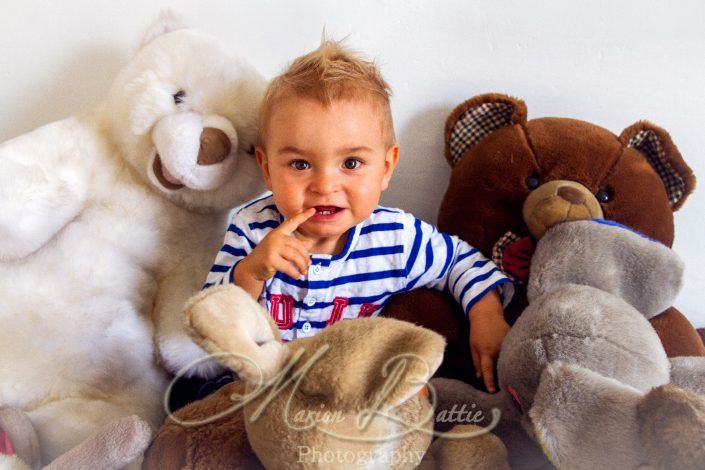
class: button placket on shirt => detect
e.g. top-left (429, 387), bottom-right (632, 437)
top-left (300, 260), bottom-right (328, 336)
top-left (302, 263), bottom-right (320, 311)
top-left (300, 264), bottom-right (320, 336)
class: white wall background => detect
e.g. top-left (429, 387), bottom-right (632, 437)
top-left (1, 0), bottom-right (703, 327)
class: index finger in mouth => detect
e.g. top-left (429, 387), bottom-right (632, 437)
top-left (279, 208), bottom-right (316, 235)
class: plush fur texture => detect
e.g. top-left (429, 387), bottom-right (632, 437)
top-left (418, 425), bottom-right (510, 470)
top-left (430, 378), bottom-right (550, 470)
top-left (0, 455), bottom-right (31, 470)
top-left (528, 221), bottom-right (683, 320)
top-left (638, 385), bottom-right (705, 470)
top-left (382, 93), bottom-right (704, 380)
top-left (146, 285), bottom-right (507, 469)
top-left (522, 180), bottom-right (603, 239)
top-left (0, 408), bottom-right (39, 470)
top-left (185, 284), bottom-right (287, 383)
top-left (530, 363), bottom-right (644, 469)
top-left (144, 380), bottom-right (262, 470)
top-left (670, 357), bottom-right (705, 395)
top-left (430, 220), bottom-right (705, 469)
top-left (0, 407), bottom-right (152, 470)
top-left (42, 415), bottom-right (153, 470)
top-left (0, 16), bottom-right (266, 466)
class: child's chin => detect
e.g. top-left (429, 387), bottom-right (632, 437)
top-left (305, 223), bottom-right (351, 240)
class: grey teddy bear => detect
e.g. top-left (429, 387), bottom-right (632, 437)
top-left (432, 219), bottom-right (705, 470)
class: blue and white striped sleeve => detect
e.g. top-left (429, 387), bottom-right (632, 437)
top-left (202, 212), bottom-right (257, 290)
top-left (402, 215), bottom-right (514, 315)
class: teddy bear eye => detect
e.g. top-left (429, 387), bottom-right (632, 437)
top-left (173, 90), bottom-right (186, 104)
top-left (525, 175), bottom-right (540, 190)
top-left (596, 187), bottom-right (613, 203)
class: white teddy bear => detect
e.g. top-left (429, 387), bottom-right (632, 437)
top-left (0, 14), bottom-right (266, 467)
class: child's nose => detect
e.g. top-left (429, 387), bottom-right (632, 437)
top-left (310, 171), bottom-right (339, 194)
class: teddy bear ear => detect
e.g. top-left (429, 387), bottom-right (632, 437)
top-left (140, 10), bottom-right (189, 48)
top-left (619, 121), bottom-right (695, 211)
top-left (444, 93), bottom-right (528, 167)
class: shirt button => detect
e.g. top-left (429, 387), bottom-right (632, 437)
top-left (304, 297), bottom-right (316, 307)
top-left (312, 265), bottom-right (322, 275)
top-left (301, 322), bottom-right (312, 333)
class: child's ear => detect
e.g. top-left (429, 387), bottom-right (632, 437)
top-left (255, 146), bottom-right (273, 190)
top-left (381, 144), bottom-right (400, 191)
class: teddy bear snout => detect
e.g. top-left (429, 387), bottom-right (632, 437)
top-left (150, 112), bottom-right (242, 191)
top-left (197, 127), bottom-right (231, 165)
top-left (522, 180), bottom-right (603, 239)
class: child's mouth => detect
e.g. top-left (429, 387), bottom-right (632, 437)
top-left (313, 206), bottom-right (343, 219)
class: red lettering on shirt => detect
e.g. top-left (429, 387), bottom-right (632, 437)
top-left (328, 297), bottom-right (349, 325)
top-left (358, 303), bottom-right (378, 318)
top-left (269, 294), bottom-right (294, 329)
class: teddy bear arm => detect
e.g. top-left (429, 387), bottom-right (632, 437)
top-left (382, 289), bottom-right (476, 380)
top-left (430, 378), bottom-right (514, 435)
top-left (153, 270), bottom-right (226, 379)
top-left (429, 378), bottom-right (549, 469)
top-left (42, 415), bottom-right (152, 470)
top-left (637, 384), bottom-right (705, 470)
top-left (0, 121), bottom-right (93, 261)
top-left (419, 424), bottom-right (510, 470)
top-left (530, 362), bottom-right (644, 470)
top-left (144, 380), bottom-right (262, 470)
top-left (184, 285), bottom-right (286, 383)
top-left (26, 396), bottom-right (157, 468)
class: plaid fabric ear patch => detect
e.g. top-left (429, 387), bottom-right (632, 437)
top-left (492, 230), bottom-right (521, 281)
top-left (448, 102), bottom-right (515, 165)
top-left (628, 130), bottom-right (685, 206)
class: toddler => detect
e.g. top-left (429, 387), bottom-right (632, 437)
top-left (204, 40), bottom-right (513, 392)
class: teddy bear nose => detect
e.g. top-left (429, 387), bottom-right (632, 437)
top-left (197, 127), bottom-right (232, 165)
top-left (557, 186), bottom-right (586, 205)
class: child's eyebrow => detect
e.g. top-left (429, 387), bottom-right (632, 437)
top-left (277, 146), bottom-right (306, 155)
top-left (277, 145), bottom-right (373, 156)
top-left (337, 146), bottom-right (373, 154)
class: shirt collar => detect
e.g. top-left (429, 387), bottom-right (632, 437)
top-left (310, 224), bottom-right (360, 266)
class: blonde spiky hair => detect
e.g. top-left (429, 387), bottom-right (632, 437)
top-left (259, 38), bottom-right (395, 147)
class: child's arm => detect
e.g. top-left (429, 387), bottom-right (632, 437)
top-left (233, 208), bottom-right (315, 300)
top-left (468, 290), bottom-right (510, 393)
top-left (400, 216), bottom-right (514, 392)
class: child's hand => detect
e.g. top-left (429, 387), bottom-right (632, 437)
top-left (239, 208), bottom-right (315, 281)
top-left (468, 290), bottom-right (510, 393)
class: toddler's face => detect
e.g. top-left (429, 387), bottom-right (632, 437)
top-left (256, 97), bottom-right (398, 253)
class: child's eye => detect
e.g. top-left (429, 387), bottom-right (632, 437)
top-left (343, 158), bottom-right (362, 170)
top-left (290, 160), bottom-right (310, 171)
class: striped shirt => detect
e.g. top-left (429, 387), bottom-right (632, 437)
top-left (204, 194), bottom-right (513, 341)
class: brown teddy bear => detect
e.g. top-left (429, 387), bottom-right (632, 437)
top-left (144, 284), bottom-right (511, 469)
top-left (383, 93), bottom-right (704, 386)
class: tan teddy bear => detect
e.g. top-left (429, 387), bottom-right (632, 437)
top-left (144, 284), bottom-right (510, 469)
